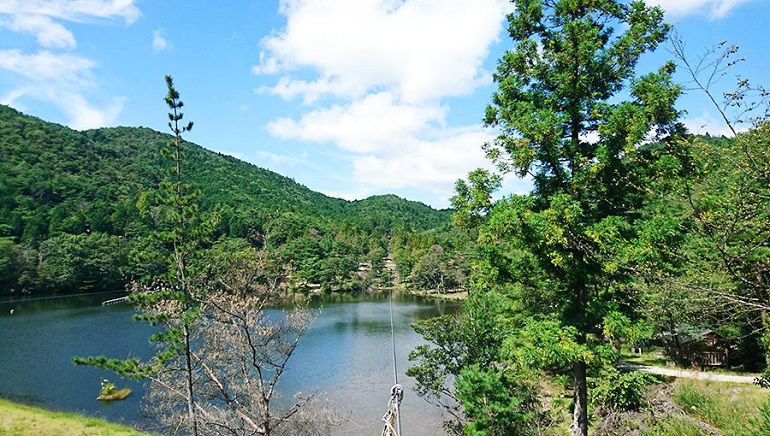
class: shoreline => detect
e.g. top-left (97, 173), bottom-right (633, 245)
top-left (0, 397), bottom-right (147, 435)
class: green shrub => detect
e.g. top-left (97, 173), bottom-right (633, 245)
top-left (100, 379), bottom-right (116, 396)
top-left (455, 365), bottom-right (538, 435)
top-left (591, 368), bottom-right (658, 411)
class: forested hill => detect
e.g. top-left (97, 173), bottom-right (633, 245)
top-left (0, 104), bottom-right (458, 295)
top-left (0, 104), bottom-right (447, 241)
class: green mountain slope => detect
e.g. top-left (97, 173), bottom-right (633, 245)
top-left (0, 104), bottom-right (455, 294)
top-left (0, 104), bottom-right (448, 242)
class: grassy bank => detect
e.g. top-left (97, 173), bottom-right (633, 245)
top-left (644, 378), bottom-right (770, 435)
top-left (0, 398), bottom-right (147, 436)
top-left (586, 377), bottom-right (770, 435)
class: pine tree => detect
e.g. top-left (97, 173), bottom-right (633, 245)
top-left (75, 76), bottom-right (211, 435)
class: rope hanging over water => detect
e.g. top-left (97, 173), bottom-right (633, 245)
top-left (381, 288), bottom-right (403, 436)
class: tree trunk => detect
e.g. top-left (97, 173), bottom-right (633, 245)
top-left (184, 324), bottom-right (198, 436)
top-left (571, 359), bottom-right (588, 436)
top-left (261, 398), bottom-right (271, 436)
top-left (762, 310), bottom-right (770, 365)
top-left (571, 251), bottom-right (588, 436)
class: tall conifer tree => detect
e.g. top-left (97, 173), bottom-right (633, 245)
top-left (76, 76), bottom-right (210, 435)
top-left (477, 1), bottom-right (682, 434)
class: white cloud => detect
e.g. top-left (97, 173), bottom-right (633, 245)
top-left (251, 51), bottom-right (279, 75)
top-left (0, 0), bottom-right (141, 24)
top-left (290, 129), bottom-right (500, 207)
top-left (63, 92), bottom-right (124, 130)
top-left (256, 0), bottom-right (512, 206)
top-left (0, 49), bottom-right (94, 83)
top-left (0, 49), bottom-right (122, 129)
top-left (0, 1), bottom-right (140, 129)
top-left (498, 175), bottom-right (533, 198)
top-left (1, 13), bottom-right (76, 48)
top-left (266, 92), bottom-right (448, 153)
top-left (255, 149), bottom-right (312, 167)
top-left (0, 87), bottom-right (29, 106)
top-left (681, 111), bottom-right (744, 136)
top-left (255, 0), bottom-right (511, 104)
top-left (350, 130), bottom-right (492, 193)
top-left (645, 0), bottom-right (752, 19)
top-left (259, 76), bottom-right (359, 105)
top-left (152, 28), bottom-right (170, 52)
top-left (0, 0), bottom-right (140, 48)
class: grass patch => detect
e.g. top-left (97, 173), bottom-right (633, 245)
top-left (0, 398), bottom-right (147, 436)
top-left (589, 376), bottom-right (770, 435)
top-left (622, 349), bottom-right (669, 367)
top-left (642, 417), bottom-right (702, 436)
top-left (671, 379), bottom-right (769, 434)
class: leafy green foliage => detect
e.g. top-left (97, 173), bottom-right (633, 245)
top-left (455, 365), bottom-right (538, 436)
top-left (38, 233), bottom-right (125, 292)
top-left (602, 311), bottom-right (653, 353)
top-left (75, 77), bottom-right (208, 390)
top-left (0, 237), bottom-right (32, 291)
top-left (657, 39), bottom-right (770, 373)
top-left (635, 126), bottom-right (770, 371)
top-left (407, 289), bottom-right (540, 434)
top-left (684, 127), bottom-right (770, 373)
top-left (502, 319), bottom-right (588, 369)
top-left (99, 379), bottom-right (117, 397)
top-left (687, 126), bottom-right (770, 299)
top-left (451, 168), bottom-right (501, 232)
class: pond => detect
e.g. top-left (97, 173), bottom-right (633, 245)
top-left (0, 291), bottom-right (460, 435)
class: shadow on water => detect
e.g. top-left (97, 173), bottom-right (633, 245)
top-left (0, 290), bottom-right (127, 316)
top-left (0, 290), bottom-right (461, 435)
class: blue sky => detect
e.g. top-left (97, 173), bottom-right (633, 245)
top-left (0, 0), bottom-right (767, 209)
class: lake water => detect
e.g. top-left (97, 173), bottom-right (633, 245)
top-left (0, 291), bottom-right (459, 435)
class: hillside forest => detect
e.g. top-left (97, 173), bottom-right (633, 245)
top-left (0, 103), bottom-right (473, 297)
top-left (3, 0), bottom-right (770, 434)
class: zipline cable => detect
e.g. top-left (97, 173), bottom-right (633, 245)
top-left (381, 287), bottom-right (403, 436)
top-left (389, 287), bottom-right (399, 388)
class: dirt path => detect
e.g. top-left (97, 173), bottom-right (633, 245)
top-left (620, 362), bottom-right (758, 384)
